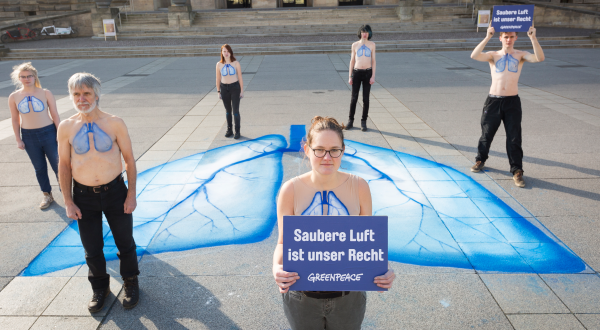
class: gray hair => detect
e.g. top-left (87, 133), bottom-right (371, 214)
top-left (68, 72), bottom-right (102, 105)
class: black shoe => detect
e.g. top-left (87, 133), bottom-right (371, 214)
top-left (345, 120), bottom-right (354, 130)
top-left (122, 276), bottom-right (139, 310)
top-left (224, 127), bottom-right (233, 138)
top-left (234, 131), bottom-right (241, 139)
top-left (88, 287), bottom-right (110, 313)
top-left (361, 120), bottom-right (367, 132)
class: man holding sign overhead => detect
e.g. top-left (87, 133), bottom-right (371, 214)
top-left (272, 116), bottom-right (395, 330)
top-left (470, 5), bottom-right (544, 188)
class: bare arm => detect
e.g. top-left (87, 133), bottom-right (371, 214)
top-left (349, 44), bottom-right (356, 84)
top-left (471, 26), bottom-right (495, 62)
top-left (45, 89), bottom-right (60, 129)
top-left (115, 118), bottom-right (137, 214)
top-left (370, 43), bottom-right (376, 84)
top-left (57, 121), bottom-right (81, 220)
top-left (523, 25), bottom-right (545, 63)
top-left (273, 181), bottom-right (299, 293)
top-left (216, 63), bottom-right (222, 98)
top-left (8, 94), bottom-right (24, 150)
top-left (237, 62), bottom-right (244, 97)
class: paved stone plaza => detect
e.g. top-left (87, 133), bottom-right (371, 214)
top-left (0, 49), bottom-right (599, 329)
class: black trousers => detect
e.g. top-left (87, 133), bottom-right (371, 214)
top-left (475, 95), bottom-right (523, 174)
top-left (73, 176), bottom-right (139, 290)
top-left (221, 81), bottom-right (241, 132)
top-left (349, 68), bottom-right (372, 122)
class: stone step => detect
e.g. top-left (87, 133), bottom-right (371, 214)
top-left (4, 37), bottom-right (595, 59)
top-left (4, 43), bottom-right (597, 60)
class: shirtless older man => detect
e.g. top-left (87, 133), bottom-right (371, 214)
top-left (57, 73), bottom-right (139, 313)
top-left (470, 24), bottom-right (544, 187)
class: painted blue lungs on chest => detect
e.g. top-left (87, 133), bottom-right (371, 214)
top-left (221, 63), bottom-right (236, 76)
top-left (302, 191), bottom-right (350, 216)
top-left (17, 96), bottom-right (45, 114)
top-left (357, 44), bottom-right (371, 57)
top-left (73, 122), bottom-right (113, 154)
top-left (495, 53), bottom-right (519, 73)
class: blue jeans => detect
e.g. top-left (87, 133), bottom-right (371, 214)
top-left (282, 291), bottom-right (367, 330)
top-left (21, 124), bottom-right (59, 193)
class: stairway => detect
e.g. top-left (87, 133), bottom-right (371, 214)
top-left (114, 5), bottom-right (475, 38)
top-left (3, 36), bottom-right (597, 60)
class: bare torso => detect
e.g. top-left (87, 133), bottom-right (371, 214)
top-left (353, 40), bottom-right (375, 70)
top-left (217, 61), bottom-right (240, 84)
top-left (64, 112), bottom-right (123, 186)
top-left (12, 88), bottom-right (53, 129)
top-left (488, 49), bottom-right (527, 96)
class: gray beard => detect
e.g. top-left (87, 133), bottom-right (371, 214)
top-left (74, 100), bottom-right (96, 114)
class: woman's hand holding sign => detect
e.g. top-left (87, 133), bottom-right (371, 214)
top-left (273, 264), bottom-right (300, 293)
top-left (374, 264), bottom-right (396, 292)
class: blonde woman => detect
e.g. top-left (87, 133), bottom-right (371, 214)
top-left (8, 62), bottom-right (60, 209)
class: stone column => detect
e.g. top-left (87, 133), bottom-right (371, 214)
top-left (396, 0), bottom-right (423, 22)
top-left (91, 7), bottom-right (120, 37)
top-left (168, 4), bottom-right (193, 28)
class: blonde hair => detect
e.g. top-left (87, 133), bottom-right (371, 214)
top-left (11, 62), bottom-right (41, 89)
top-left (306, 116), bottom-right (346, 148)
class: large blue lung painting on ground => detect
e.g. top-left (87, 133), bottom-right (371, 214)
top-left (341, 140), bottom-right (586, 273)
top-left (22, 128), bottom-right (587, 276)
top-left (22, 135), bottom-right (286, 276)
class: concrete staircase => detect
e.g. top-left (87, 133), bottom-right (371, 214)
top-left (112, 5), bottom-right (476, 38)
top-left (3, 36), bottom-right (597, 60)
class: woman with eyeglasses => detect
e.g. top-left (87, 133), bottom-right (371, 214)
top-left (272, 116), bottom-right (395, 330)
top-left (216, 44), bottom-right (244, 139)
top-left (8, 62), bottom-right (60, 209)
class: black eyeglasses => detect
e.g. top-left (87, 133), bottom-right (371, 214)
top-left (308, 146), bottom-right (343, 158)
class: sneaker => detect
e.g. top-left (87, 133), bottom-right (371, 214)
top-left (122, 276), bottom-right (139, 309)
top-left (88, 287), bottom-right (110, 313)
top-left (40, 192), bottom-right (54, 209)
top-left (345, 120), bottom-right (354, 130)
top-left (513, 169), bottom-right (525, 188)
top-left (470, 161), bottom-right (485, 173)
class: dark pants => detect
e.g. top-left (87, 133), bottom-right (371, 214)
top-left (73, 177), bottom-right (139, 290)
top-left (349, 68), bottom-right (372, 122)
top-left (476, 95), bottom-right (523, 174)
top-left (282, 291), bottom-right (367, 330)
top-left (221, 81), bottom-right (241, 132)
top-left (21, 124), bottom-right (59, 193)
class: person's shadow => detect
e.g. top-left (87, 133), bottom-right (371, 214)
top-left (100, 254), bottom-right (240, 330)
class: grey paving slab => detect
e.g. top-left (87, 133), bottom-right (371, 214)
top-left (0, 317), bottom-right (37, 330)
top-left (507, 314), bottom-right (585, 330)
top-left (99, 275), bottom-right (288, 330)
top-left (0, 277), bottom-right (12, 291)
top-left (576, 314), bottom-right (600, 330)
top-left (43, 277), bottom-right (120, 316)
top-left (0, 222), bottom-right (67, 276)
top-left (541, 274), bottom-right (600, 313)
top-left (0, 277), bottom-right (69, 316)
top-left (362, 274), bottom-right (512, 329)
top-left (0, 186), bottom-right (70, 223)
top-left (30, 316), bottom-right (103, 330)
top-left (495, 178), bottom-right (600, 218)
top-left (479, 274), bottom-right (569, 314)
